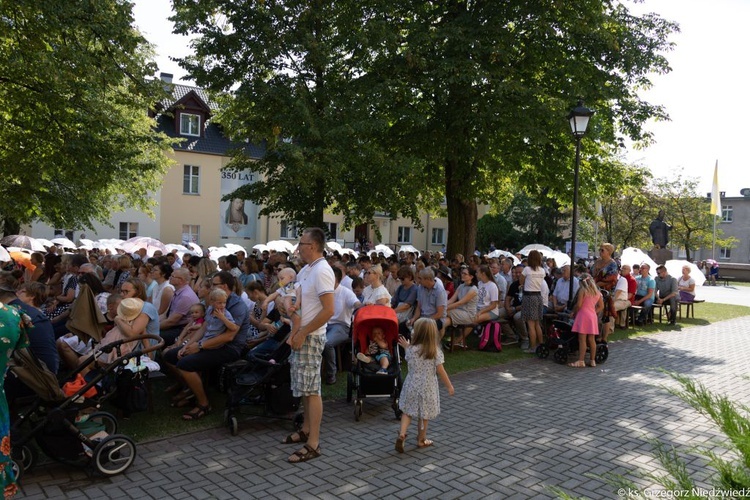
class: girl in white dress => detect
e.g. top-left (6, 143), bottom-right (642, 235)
top-left (396, 318), bottom-right (454, 453)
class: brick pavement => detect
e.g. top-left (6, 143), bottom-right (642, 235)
top-left (18, 316), bottom-right (750, 500)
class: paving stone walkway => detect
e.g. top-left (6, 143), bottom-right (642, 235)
top-left (18, 316), bottom-right (750, 499)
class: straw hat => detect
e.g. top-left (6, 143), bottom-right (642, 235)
top-left (117, 298), bottom-right (144, 321)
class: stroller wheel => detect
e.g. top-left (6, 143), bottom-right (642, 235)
top-left (346, 373), bottom-right (353, 403)
top-left (13, 443), bottom-right (36, 473)
top-left (88, 412), bottom-right (118, 435)
top-left (10, 457), bottom-right (22, 484)
top-left (228, 416), bottom-right (239, 436)
top-left (553, 348), bottom-right (568, 364)
top-left (536, 345), bottom-right (549, 359)
top-left (595, 343), bottom-right (609, 364)
top-left (354, 401), bottom-right (363, 421)
top-left (93, 434), bottom-right (137, 476)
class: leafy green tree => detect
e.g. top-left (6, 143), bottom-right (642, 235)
top-left (597, 164), bottom-right (655, 252)
top-left (171, 0), bottom-right (435, 234)
top-left (476, 213), bottom-right (519, 252)
top-left (172, 1), bottom-right (676, 252)
top-left (366, 1), bottom-right (677, 256)
top-left (651, 174), bottom-right (737, 261)
top-left (0, 1), bottom-right (176, 234)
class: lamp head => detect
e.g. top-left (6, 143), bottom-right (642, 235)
top-left (568, 99), bottom-right (594, 138)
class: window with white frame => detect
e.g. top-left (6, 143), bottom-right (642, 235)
top-left (180, 113), bottom-right (201, 136)
top-left (397, 226), bottom-right (411, 244)
top-left (722, 205), bottom-right (733, 222)
top-left (183, 165), bottom-right (200, 194)
top-left (182, 225), bottom-right (200, 244)
top-left (720, 247), bottom-right (731, 259)
top-left (326, 222), bottom-right (338, 240)
top-left (431, 228), bottom-right (445, 245)
top-left (119, 222), bottom-right (138, 240)
top-left (280, 221), bottom-right (298, 239)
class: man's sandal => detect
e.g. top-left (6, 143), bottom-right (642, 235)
top-left (182, 404), bottom-right (211, 421)
top-left (282, 430), bottom-right (308, 444)
top-left (287, 444), bottom-right (320, 463)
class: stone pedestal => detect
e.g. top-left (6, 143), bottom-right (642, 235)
top-left (649, 247), bottom-right (673, 265)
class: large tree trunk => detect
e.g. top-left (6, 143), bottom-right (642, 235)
top-left (1, 217), bottom-right (20, 237)
top-left (445, 160), bottom-right (477, 258)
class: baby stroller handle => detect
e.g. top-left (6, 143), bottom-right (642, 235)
top-left (99, 334), bottom-right (165, 355)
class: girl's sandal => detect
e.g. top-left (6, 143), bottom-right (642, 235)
top-left (589, 361), bottom-right (597, 368)
top-left (418, 439), bottom-right (434, 448)
top-left (395, 434), bottom-right (406, 454)
top-left (287, 444), bottom-right (321, 463)
top-left (568, 360), bottom-right (586, 368)
top-left (182, 404), bottom-right (211, 421)
top-left (281, 430), bottom-right (308, 444)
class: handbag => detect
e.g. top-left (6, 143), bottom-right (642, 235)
top-left (115, 368), bottom-right (149, 414)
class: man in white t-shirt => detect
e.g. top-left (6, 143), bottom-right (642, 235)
top-left (283, 227), bottom-right (334, 464)
top-left (613, 272), bottom-right (630, 328)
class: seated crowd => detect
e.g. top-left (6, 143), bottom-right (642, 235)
top-left (0, 239), bottom-right (694, 418)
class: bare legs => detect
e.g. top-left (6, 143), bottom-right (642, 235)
top-left (396, 413), bottom-right (431, 452)
top-left (526, 319), bottom-right (542, 349)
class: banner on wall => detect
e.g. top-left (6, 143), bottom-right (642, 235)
top-left (220, 170), bottom-right (258, 240)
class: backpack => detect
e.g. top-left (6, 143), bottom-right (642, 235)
top-left (478, 322), bottom-right (502, 352)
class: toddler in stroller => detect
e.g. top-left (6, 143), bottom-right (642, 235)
top-left (347, 305), bottom-right (402, 421)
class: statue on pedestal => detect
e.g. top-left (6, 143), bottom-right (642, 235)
top-left (648, 209), bottom-right (673, 264)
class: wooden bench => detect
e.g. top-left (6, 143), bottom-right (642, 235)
top-left (678, 299), bottom-right (705, 319)
top-left (721, 276), bottom-right (735, 287)
top-left (447, 319), bottom-right (509, 352)
top-left (628, 305), bottom-right (654, 326)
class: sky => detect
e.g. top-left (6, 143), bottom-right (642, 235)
top-left (132, 0), bottom-right (750, 198)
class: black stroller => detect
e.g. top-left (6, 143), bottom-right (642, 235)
top-left (9, 334), bottom-right (163, 479)
top-left (536, 319), bottom-right (609, 365)
top-left (223, 328), bottom-right (303, 436)
top-left (346, 305), bottom-right (402, 421)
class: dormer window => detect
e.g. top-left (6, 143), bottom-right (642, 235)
top-left (180, 113), bottom-right (201, 136)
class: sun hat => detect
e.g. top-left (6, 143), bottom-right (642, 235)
top-left (117, 298), bottom-right (144, 321)
top-left (437, 265), bottom-right (452, 280)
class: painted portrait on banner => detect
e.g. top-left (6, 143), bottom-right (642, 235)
top-left (220, 170), bottom-right (258, 240)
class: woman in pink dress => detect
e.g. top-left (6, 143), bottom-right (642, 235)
top-left (568, 274), bottom-right (603, 368)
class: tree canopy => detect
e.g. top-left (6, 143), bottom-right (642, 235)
top-left (172, 0), bottom-right (677, 252)
top-left (0, 0), bottom-right (176, 234)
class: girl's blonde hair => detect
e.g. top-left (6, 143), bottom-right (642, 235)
top-left (209, 288), bottom-right (228, 303)
top-left (578, 273), bottom-right (599, 297)
top-left (411, 318), bottom-right (440, 360)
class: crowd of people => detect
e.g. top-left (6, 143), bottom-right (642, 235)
top-left (0, 233), bottom-right (704, 486)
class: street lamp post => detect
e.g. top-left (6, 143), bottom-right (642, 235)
top-left (567, 100), bottom-right (594, 309)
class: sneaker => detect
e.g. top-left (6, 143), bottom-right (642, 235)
top-left (356, 352), bottom-right (373, 364)
top-left (523, 347), bottom-right (537, 354)
top-left (501, 338), bottom-right (518, 346)
top-left (376, 369), bottom-right (388, 375)
top-left (520, 343), bottom-right (530, 351)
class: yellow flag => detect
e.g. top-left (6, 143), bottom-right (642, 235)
top-left (710, 161), bottom-right (721, 216)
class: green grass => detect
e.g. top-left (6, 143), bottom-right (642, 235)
top-left (115, 302), bottom-right (750, 443)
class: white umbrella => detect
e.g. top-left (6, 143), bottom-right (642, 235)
top-left (398, 244), bottom-right (421, 256)
top-left (374, 244), bottom-right (394, 257)
top-left (252, 243), bottom-right (269, 253)
top-left (0, 247), bottom-right (10, 262)
top-left (266, 240), bottom-right (295, 253)
top-left (35, 238), bottom-right (55, 248)
top-left (665, 260), bottom-right (706, 287)
top-left (224, 243), bottom-right (246, 254)
top-left (51, 237), bottom-right (77, 249)
top-left (207, 247), bottom-right (232, 263)
top-left (340, 248), bottom-right (358, 257)
top-left (548, 250), bottom-right (571, 267)
top-left (122, 236), bottom-right (168, 257)
top-left (0, 235), bottom-right (46, 252)
top-left (97, 239), bottom-right (126, 250)
top-left (186, 242), bottom-right (203, 257)
top-left (487, 249), bottom-right (520, 265)
top-left (518, 244), bottom-right (553, 256)
top-left (326, 241), bottom-right (344, 253)
top-left (620, 247), bottom-right (657, 276)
